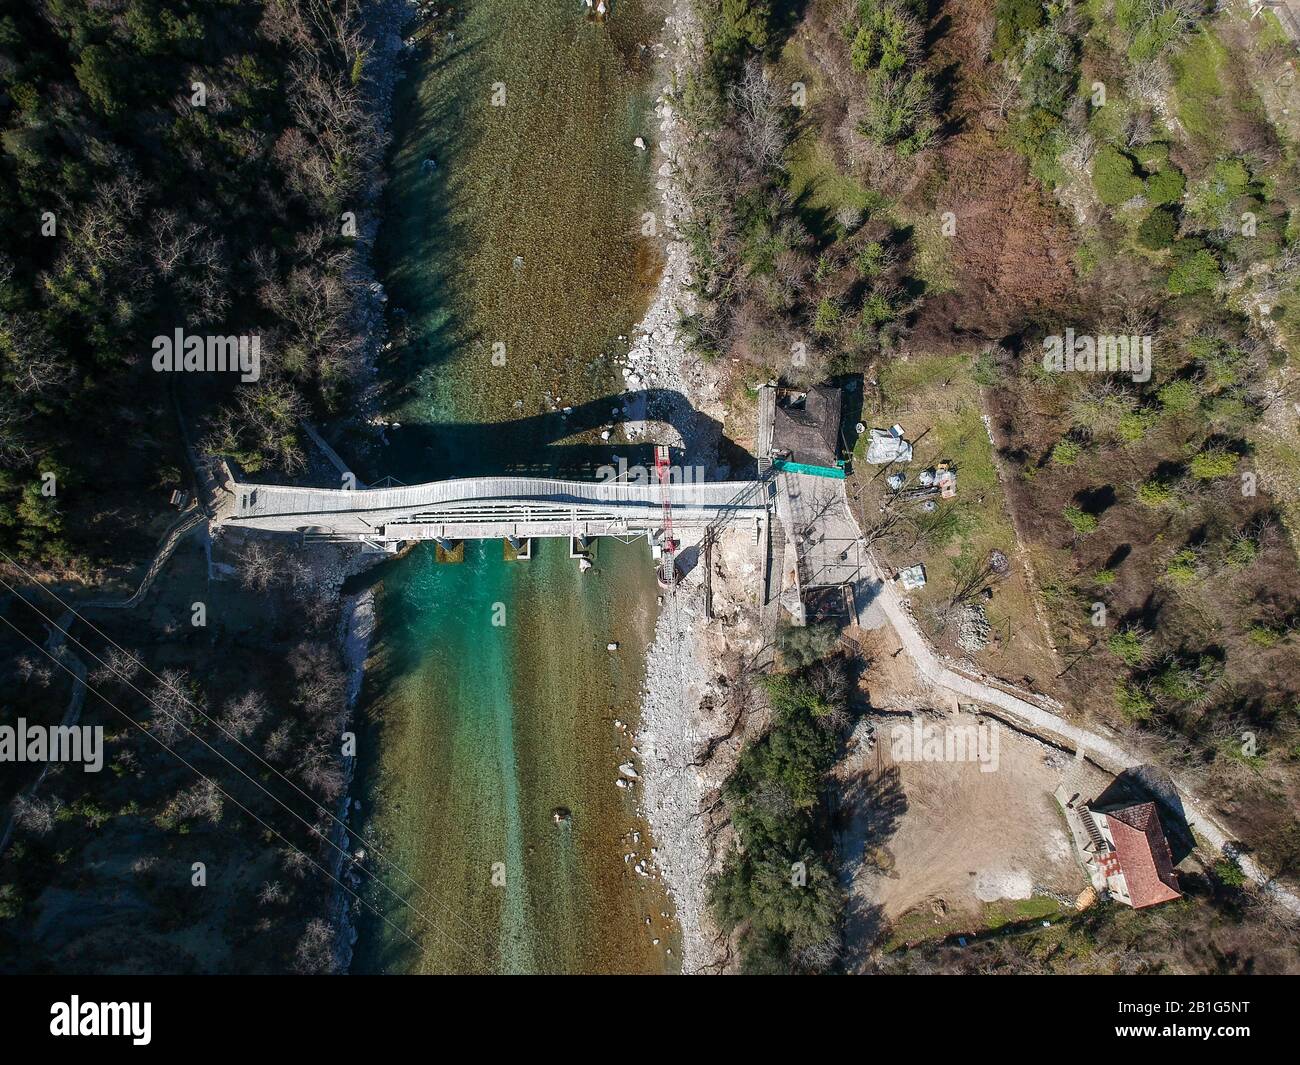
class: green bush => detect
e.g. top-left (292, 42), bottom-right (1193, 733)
top-left (1109, 629), bottom-right (1151, 667)
top-left (712, 0), bottom-right (775, 58)
top-left (1137, 479), bottom-right (1173, 507)
top-left (1213, 859), bottom-right (1247, 888)
top-left (1093, 145), bottom-right (1145, 206)
top-left (1115, 680), bottom-right (1155, 721)
top-left (1224, 536), bottom-right (1257, 568)
top-left (1051, 438), bottom-right (1083, 466)
top-left (860, 290), bottom-right (896, 327)
top-left (993, 0), bottom-right (1046, 61)
top-left (1144, 167), bottom-right (1185, 206)
top-left (711, 656), bottom-right (850, 973)
top-left (776, 622), bottom-right (840, 670)
top-left (813, 296), bottom-right (842, 335)
top-left (849, 0), bottom-right (918, 77)
top-left (1248, 624), bottom-right (1285, 648)
top-left (855, 241), bottom-right (887, 278)
top-left (1137, 206), bottom-right (1178, 249)
top-left (1063, 505), bottom-right (1098, 535)
top-left (1116, 410), bottom-right (1149, 442)
top-left (1158, 379), bottom-right (1200, 415)
top-left (1165, 549), bottom-right (1199, 585)
top-left (1167, 246), bottom-right (1222, 295)
top-left (860, 68), bottom-right (938, 156)
top-left (1188, 447), bottom-right (1237, 480)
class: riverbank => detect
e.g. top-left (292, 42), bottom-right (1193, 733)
top-left (625, 0), bottom-right (744, 973)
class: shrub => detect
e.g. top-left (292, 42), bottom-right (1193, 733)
top-left (993, 0), bottom-right (1046, 61)
top-left (855, 241), bottom-right (887, 278)
top-left (1165, 549), bottom-right (1199, 585)
top-left (1137, 206), bottom-right (1177, 250)
top-left (1063, 505), bottom-right (1098, 535)
top-left (1167, 246), bottom-right (1221, 295)
top-left (1213, 859), bottom-right (1247, 888)
top-left (1051, 438), bottom-right (1082, 466)
top-left (1224, 536), bottom-right (1257, 568)
top-left (1115, 680), bottom-right (1155, 721)
top-left (1189, 447), bottom-right (1237, 480)
top-left (1109, 629), bottom-right (1150, 667)
top-left (1144, 167), bottom-right (1185, 206)
top-left (712, 0), bottom-right (775, 58)
top-left (813, 296), bottom-right (842, 335)
top-left (860, 290), bottom-right (896, 326)
top-left (1248, 624), bottom-right (1285, 648)
top-left (1093, 145), bottom-right (1145, 206)
top-left (1117, 410), bottom-right (1149, 442)
top-left (776, 621), bottom-right (840, 670)
top-left (1154, 656), bottom-right (1222, 705)
top-left (1158, 379), bottom-right (1199, 415)
top-left (860, 68), bottom-right (938, 156)
top-left (849, 0), bottom-right (920, 77)
top-left (1137, 478), bottom-right (1173, 507)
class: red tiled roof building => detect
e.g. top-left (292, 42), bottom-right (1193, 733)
top-left (1095, 802), bottom-right (1182, 909)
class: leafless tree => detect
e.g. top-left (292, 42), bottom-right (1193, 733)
top-left (258, 880), bottom-right (287, 906)
top-left (236, 540), bottom-right (281, 594)
top-left (220, 690), bottom-right (269, 741)
top-left (146, 668), bottom-right (199, 744)
top-left (290, 640), bottom-right (348, 733)
top-left (12, 655), bottom-right (52, 687)
top-left (265, 722), bottom-right (293, 763)
top-left (89, 645), bottom-right (144, 688)
top-left (163, 779), bottom-right (224, 824)
top-left (12, 794), bottom-right (62, 835)
top-left (280, 845), bottom-right (309, 879)
top-left (294, 917), bottom-right (338, 974)
top-left (298, 744), bottom-right (345, 802)
top-left (731, 58), bottom-right (790, 176)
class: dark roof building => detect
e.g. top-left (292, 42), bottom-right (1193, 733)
top-left (772, 385), bottom-right (842, 469)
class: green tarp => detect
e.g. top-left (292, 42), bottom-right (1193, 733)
top-left (772, 458), bottom-right (846, 479)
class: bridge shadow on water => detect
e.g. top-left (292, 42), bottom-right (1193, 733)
top-left (360, 387), bottom-right (750, 485)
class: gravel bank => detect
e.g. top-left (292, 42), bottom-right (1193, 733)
top-left (629, 0), bottom-right (734, 973)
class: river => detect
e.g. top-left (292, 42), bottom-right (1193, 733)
top-left (349, 0), bottom-right (681, 974)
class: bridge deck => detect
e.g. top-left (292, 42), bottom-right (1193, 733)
top-left (222, 475), bottom-right (770, 541)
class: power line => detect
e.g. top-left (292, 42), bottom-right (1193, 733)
top-left (0, 611), bottom-right (431, 969)
top-left (0, 566), bottom-right (491, 972)
top-left (0, 545), bottom-right (484, 948)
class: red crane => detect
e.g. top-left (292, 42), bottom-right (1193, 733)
top-left (655, 444), bottom-right (676, 566)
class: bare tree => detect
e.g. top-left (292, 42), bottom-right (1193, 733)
top-left (89, 645), bottom-right (145, 688)
top-left (294, 917), bottom-right (338, 974)
top-left (258, 880), bottom-right (287, 906)
top-left (12, 794), bottom-right (62, 835)
top-left (147, 668), bottom-right (199, 744)
top-left (220, 690), bottom-right (269, 741)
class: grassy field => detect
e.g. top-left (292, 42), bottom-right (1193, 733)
top-left (885, 895), bottom-right (1064, 951)
top-left (849, 352), bottom-right (1061, 688)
